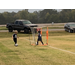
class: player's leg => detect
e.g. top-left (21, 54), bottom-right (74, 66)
top-left (13, 38), bottom-right (15, 44)
top-left (40, 38), bottom-right (44, 45)
top-left (13, 38), bottom-right (17, 44)
top-left (36, 40), bottom-right (38, 45)
top-left (15, 38), bottom-right (17, 44)
top-left (14, 38), bottom-right (18, 46)
top-left (36, 38), bottom-right (39, 45)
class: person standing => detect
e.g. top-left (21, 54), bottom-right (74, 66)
top-left (36, 31), bottom-right (44, 45)
top-left (12, 31), bottom-right (19, 46)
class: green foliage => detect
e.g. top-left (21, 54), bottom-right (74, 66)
top-left (0, 9), bottom-right (75, 24)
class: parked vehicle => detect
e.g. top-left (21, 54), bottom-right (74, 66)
top-left (6, 19), bottom-right (38, 33)
top-left (64, 22), bottom-right (75, 33)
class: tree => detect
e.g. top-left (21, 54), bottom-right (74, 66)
top-left (0, 9), bottom-right (75, 24)
top-left (0, 14), bottom-right (5, 24)
top-left (69, 10), bottom-right (75, 22)
top-left (14, 10), bottom-right (29, 19)
top-left (45, 12), bottom-right (50, 23)
top-left (28, 13), bottom-right (38, 23)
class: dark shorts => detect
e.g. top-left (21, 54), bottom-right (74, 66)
top-left (37, 38), bottom-right (44, 45)
top-left (38, 38), bottom-right (42, 41)
top-left (13, 38), bottom-right (17, 44)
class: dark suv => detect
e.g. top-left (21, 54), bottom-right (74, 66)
top-left (64, 22), bottom-right (75, 33)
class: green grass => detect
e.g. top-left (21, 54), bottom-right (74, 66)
top-left (0, 31), bottom-right (74, 38)
top-left (0, 31), bottom-right (75, 65)
top-left (43, 23), bottom-right (64, 29)
top-left (51, 24), bottom-right (64, 26)
top-left (0, 26), bottom-right (7, 30)
top-left (42, 31), bottom-right (75, 36)
top-left (43, 27), bottom-right (64, 29)
top-left (0, 32), bottom-right (31, 38)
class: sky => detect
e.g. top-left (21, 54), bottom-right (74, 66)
top-left (0, 9), bottom-right (44, 13)
top-left (0, 9), bottom-right (62, 13)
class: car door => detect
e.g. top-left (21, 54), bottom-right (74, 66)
top-left (18, 21), bottom-right (24, 29)
top-left (65, 24), bottom-right (69, 31)
top-left (67, 25), bottom-right (70, 31)
top-left (14, 21), bottom-right (19, 29)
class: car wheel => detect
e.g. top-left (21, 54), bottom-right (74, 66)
top-left (69, 29), bottom-right (73, 33)
top-left (17, 30), bottom-right (20, 32)
top-left (24, 28), bottom-right (27, 33)
top-left (35, 29), bottom-right (37, 33)
top-left (9, 27), bottom-right (13, 32)
top-left (24, 28), bottom-right (29, 33)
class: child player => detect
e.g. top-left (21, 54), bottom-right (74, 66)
top-left (36, 31), bottom-right (44, 45)
top-left (12, 31), bottom-right (19, 46)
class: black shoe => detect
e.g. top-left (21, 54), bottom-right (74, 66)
top-left (42, 44), bottom-right (44, 45)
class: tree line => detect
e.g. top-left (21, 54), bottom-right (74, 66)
top-left (0, 9), bottom-right (75, 24)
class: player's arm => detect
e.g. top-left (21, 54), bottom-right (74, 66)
top-left (12, 35), bottom-right (13, 38)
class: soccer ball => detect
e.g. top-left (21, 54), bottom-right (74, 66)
top-left (36, 42), bottom-right (37, 45)
top-left (15, 44), bottom-right (18, 46)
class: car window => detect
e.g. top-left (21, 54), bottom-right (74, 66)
top-left (23, 21), bottom-right (32, 24)
top-left (69, 24), bottom-right (75, 27)
top-left (19, 21), bottom-right (23, 25)
top-left (15, 21), bottom-right (18, 24)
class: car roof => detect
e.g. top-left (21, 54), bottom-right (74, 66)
top-left (66, 22), bottom-right (75, 25)
top-left (16, 19), bottom-right (29, 21)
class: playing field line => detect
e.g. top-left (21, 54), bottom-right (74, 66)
top-left (24, 38), bottom-right (75, 55)
top-left (48, 45), bottom-right (75, 55)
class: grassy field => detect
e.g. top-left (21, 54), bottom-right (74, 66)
top-left (0, 31), bottom-right (75, 65)
top-left (43, 26), bottom-right (64, 29)
top-left (0, 26), bottom-right (7, 30)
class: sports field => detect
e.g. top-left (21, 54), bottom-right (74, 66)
top-left (0, 31), bottom-right (75, 65)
